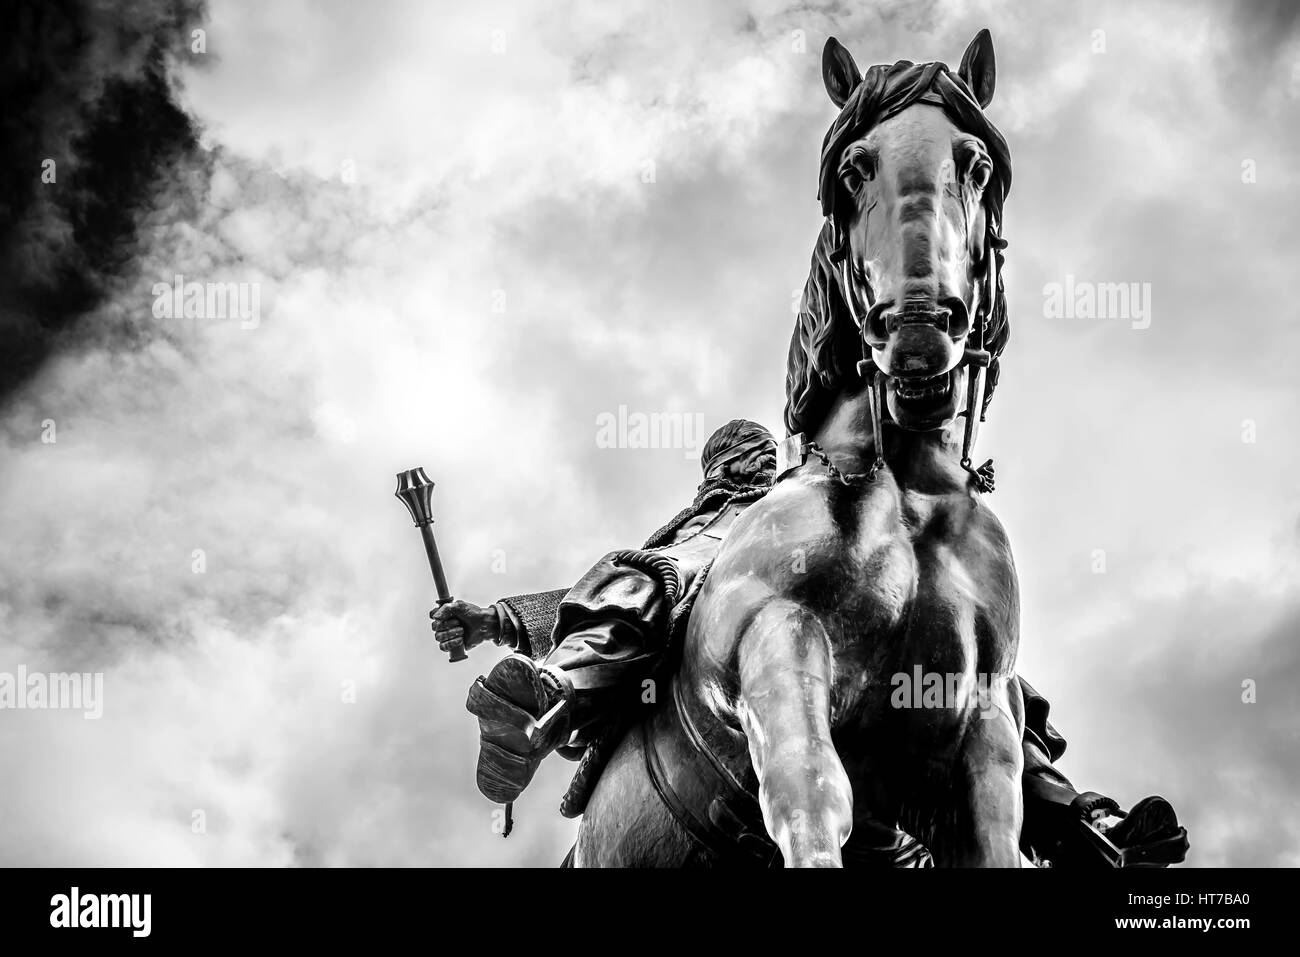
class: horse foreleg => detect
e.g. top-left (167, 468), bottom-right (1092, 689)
top-left (926, 679), bottom-right (1025, 867)
top-left (736, 598), bottom-right (853, 868)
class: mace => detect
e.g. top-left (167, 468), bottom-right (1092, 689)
top-left (394, 467), bottom-right (466, 662)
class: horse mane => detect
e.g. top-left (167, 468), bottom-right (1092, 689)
top-left (784, 220), bottom-right (864, 436)
top-left (783, 58), bottom-right (1012, 438)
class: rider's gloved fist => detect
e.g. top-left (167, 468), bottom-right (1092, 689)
top-left (430, 599), bottom-right (501, 652)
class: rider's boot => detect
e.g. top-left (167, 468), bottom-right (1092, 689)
top-left (1024, 772), bottom-right (1189, 867)
top-left (1100, 795), bottom-right (1190, 866)
top-left (465, 654), bottom-right (571, 804)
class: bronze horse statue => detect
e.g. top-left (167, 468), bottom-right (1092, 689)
top-left (574, 29), bottom-right (1021, 867)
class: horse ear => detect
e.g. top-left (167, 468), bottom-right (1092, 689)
top-left (959, 28), bottom-right (996, 108)
top-left (822, 37), bottom-right (862, 108)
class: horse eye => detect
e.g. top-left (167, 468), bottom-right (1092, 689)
top-left (840, 148), bottom-right (874, 194)
top-left (969, 160), bottom-right (992, 190)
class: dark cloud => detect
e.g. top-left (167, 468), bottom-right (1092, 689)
top-left (1041, 574), bottom-right (1300, 866)
top-left (0, 0), bottom-right (207, 400)
top-left (1223, 0), bottom-right (1300, 67)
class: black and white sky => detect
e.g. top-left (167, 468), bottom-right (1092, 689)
top-left (0, 0), bottom-right (1297, 866)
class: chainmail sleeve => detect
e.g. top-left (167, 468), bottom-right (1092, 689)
top-left (496, 588), bottom-right (568, 659)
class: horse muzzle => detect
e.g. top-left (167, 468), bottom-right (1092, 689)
top-left (854, 304), bottom-right (969, 432)
top-left (866, 304), bottom-right (966, 380)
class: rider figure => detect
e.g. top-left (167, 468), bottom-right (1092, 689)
top-left (433, 419), bottom-right (1187, 867)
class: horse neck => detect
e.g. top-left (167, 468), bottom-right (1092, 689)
top-left (808, 387), bottom-right (967, 490)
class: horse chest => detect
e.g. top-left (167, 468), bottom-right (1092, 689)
top-left (851, 490), bottom-right (974, 627)
top-left (867, 484), bottom-right (1017, 672)
top-left (786, 477), bottom-right (1005, 653)
top-left (708, 475), bottom-right (1015, 672)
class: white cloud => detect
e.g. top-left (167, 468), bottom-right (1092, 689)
top-left (2, 0), bottom-right (1297, 866)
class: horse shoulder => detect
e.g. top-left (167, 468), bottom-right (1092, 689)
top-left (960, 497), bottom-right (1021, 657)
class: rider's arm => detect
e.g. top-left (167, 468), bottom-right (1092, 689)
top-left (494, 588), bottom-right (569, 658)
top-left (488, 602), bottom-right (521, 650)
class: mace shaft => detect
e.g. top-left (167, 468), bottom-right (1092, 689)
top-left (420, 523), bottom-right (453, 605)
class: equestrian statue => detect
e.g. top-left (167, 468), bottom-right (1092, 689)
top-left (422, 29), bottom-right (1189, 868)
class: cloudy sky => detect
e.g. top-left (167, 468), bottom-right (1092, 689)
top-left (0, 0), bottom-right (1297, 867)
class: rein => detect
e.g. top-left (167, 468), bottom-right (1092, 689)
top-left (954, 221), bottom-right (1001, 493)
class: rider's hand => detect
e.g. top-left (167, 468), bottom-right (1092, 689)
top-left (430, 600), bottom-right (501, 653)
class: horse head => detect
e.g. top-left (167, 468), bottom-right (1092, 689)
top-left (786, 30), bottom-right (1011, 443)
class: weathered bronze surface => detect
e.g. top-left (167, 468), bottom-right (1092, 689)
top-left (419, 29), bottom-right (1188, 868)
top-left (568, 29), bottom-right (1023, 867)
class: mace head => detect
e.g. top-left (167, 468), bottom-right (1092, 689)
top-left (394, 467), bottom-right (436, 526)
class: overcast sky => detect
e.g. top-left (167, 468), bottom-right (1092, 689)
top-left (1, 0), bottom-right (1297, 867)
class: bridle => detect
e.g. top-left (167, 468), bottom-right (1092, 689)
top-left (832, 156), bottom-right (1003, 494)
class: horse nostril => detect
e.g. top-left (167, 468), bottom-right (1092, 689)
top-left (863, 301), bottom-right (893, 345)
top-left (941, 297), bottom-right (970, 339)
